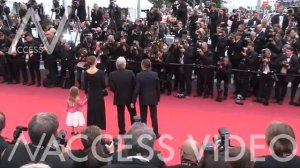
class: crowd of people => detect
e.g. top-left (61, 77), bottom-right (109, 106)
top-left (0, 111), bottom-right (300, 168)
top-left (1, 1), bottom-right (300, 107)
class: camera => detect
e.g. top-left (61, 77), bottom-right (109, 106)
top-left (56, 130), bottom-right (67, 146)
top-left (141, 9), bottom-right (150, 13)
top-left (214, 128), bottom-right (230, 152)
top-left (11, 126), bottom-right (28, 144)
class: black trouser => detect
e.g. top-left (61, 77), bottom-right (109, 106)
top-left (291, 76), bottom-right (300, 102)
top-left (117, 104), bottom-right (137, 134)
top-left (216, 74), bottom-right (229, 97)
top-left (258, 74), bottom-right (274, 102)
top-left (0, 55), bottom-right (9, 82)
top-left (197, 68), bottom-right (214, 97)
top-left (275, 75), bottom-right (288, 102)
top-left (13, 59), bottom-right (28, 83)
top-left (7, 57), bottom-right (16, 82)
top-left (28, 60), bottom-right (41, 84)
top-left (76, 66), bottom-right (85, 88)
top-left (179, 69), bottom-right (192, 95)
top-left (140, 104), bottom-right (159, 135)
top-left (235, 76), bottom-right (250, 98)
top-left (47, 62), bottom-right (58, 85)
top-left (61, 60), bottom-right (75, 87)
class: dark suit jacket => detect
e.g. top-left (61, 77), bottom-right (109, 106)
top-left (248, 18), bottom-right (261, 27)
top-left (112, 150), bottom-right (166, 168)
top-left (103, 158), bottom-right (158, 168)
top-left (271, 14), bottom-right (289, 31)
top-left (109, 69), bottom-right (135, 105)
top-left (132, 70), bottom-right (160, 105)
top-left (254, 155), bottom-right (300, 168)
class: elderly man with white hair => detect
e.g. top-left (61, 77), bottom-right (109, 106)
top-left (109, 56), bottom-right (137, 135)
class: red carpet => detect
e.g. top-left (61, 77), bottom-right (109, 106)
top-left (1, 84), bottom-right (300, 165)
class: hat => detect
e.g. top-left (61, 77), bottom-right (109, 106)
top-left (180, 139), bottom-right (200, 163)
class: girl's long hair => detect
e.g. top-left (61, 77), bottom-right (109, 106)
top-left (69, 86), bottom-right (79, 106)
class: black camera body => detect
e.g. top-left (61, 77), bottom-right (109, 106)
top-left (56, 130), bottom-right (67, 146)
top-left (11, 126), bottom-right (28, 144)
top-left (214, 128), bottom-right (230, 152)
top-left (141, 9), bottom-right (150, 13)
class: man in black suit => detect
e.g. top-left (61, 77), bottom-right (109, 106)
top-left (103, 123), bottom-right (158, 168)
top-left (271, 6), bottom-right (288, 33)
top-left (0, 112), bottom-right (75, 168)
top-left (109, 57), bottom-right (137, 135)
top-left (176, 44), bottom-right (195, 97)
top-left (275, 45), bottom-right (299, 104)
top-left (247, 12), bottom-right (261, 27)
top-left (132, 59), bottom-right (160, 137)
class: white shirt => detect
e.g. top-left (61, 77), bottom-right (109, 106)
top-left (279, 15), bottom-right (284, 28)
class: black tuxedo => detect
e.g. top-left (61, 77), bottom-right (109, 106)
top-left (109, 69), bottom-right (137, 134)
top-left (176, 50), bottom-right (195, 95)
top-left (25, 39), bottom-right (41, 85)
top-left (0, 136), bottom-right (8, 155)
top-left (132, 70), bottom-right (160, 135)
top-left (271, 14), bottom-right (289, 32)
top-left (254, 155), bottom-right (300, 168)
top-left (248, 18), bottom-right (261, 27)
top-left (0, 143), bottom-right (75, 168)
top-left (195, 51), bottom-right (214, 97)
top-left (275, 55), bottom-right (299, 102)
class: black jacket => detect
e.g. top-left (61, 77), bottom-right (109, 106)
top-left (271, 14), bottom-right (289, 31)
top-left (132, 70), bottom-right (160, 105)
top-left (109, 69), bottom-right (135, 105)
top-left (254, 155), bottom-right (300, 168)
top-left (248, 18), bottom-right (261, 27)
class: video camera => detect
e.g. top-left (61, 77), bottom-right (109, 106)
top-left (10, 126), bottom-right (28, 144)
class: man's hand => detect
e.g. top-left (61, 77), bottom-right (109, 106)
top-left (0, 51), bottom-right (4, 56)
top-left (130, 103), bottom-right (135, 109)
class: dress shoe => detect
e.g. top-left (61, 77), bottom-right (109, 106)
top-left (223, 96), bottom-right (227, 100)
top-left (166, 91), bottom-right (171, 96)
top-left (262, 100), bottom-right (269, 106)
top-left (155, 133), bottom-right (161, 139)
top-left (27, 82), bottom-right (35, 86)
top-left (37, 83), bottom-right (41, 87)
top-left (0, 80), bottom-right (7, 83)
top-left (23, 82), bottom-right (28, 85)
top-left (11, 81), bottom-right (17, 84)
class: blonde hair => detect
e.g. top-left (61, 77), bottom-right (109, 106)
top-left (69, 86), bottom-right (79, 106)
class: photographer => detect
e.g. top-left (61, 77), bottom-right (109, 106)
top-left (69, 126), bottom-right (114, 168)
top-left (91, 4), bottom-right (103, 28)
top-left (116, 37), bottom-right (130, 59)
top-left (175, 0), bottom-right (188, 27)
top-left (271, 6), bottom-right (288, 32)
top-left (0, 0), bottom-right (10, 28)
top-left (274, 45), bottom-right (299, 105)
top-left (247, 12), bottom-right (261, 27)
top-left (254, 48), bottom-right (277, 106)
top-left (24, 32), bottom-right (41, 87)
top-left (195, 42), bottom-right (214, 98)
top-left (77, 0), bottom-right (87, 22)
top-left (146, 5), bottom-right (162, 27)
top-left (254, 24), bottom-right (266, 54)
top-left (127, 41), bottom-right (143, 74)
top-left (208, 3), bottom-right (219, 36)
top-left (0, 113), bottom-right (74, 167)
top-left (75, 34), bottom-right (94, 89)
top-left (215, 57), bottom-right (232, 102)
top-left (176, 44), bottom-right (194, 97)
top-left (0, 112), bottom-right (8, 155)
top-left (0, 29), bottom-right (11, 83)
top-left (60, 40), bottom-right (76, 88)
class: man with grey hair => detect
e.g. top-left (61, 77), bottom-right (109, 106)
top-left (103, 123), bottom-right (158, 168)
top-left (109, 56), bottom-right (136, 135)
top-left (0, 112), bottom-right (8, 155)
top-left (0, 112), bottom-right (74, 167)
